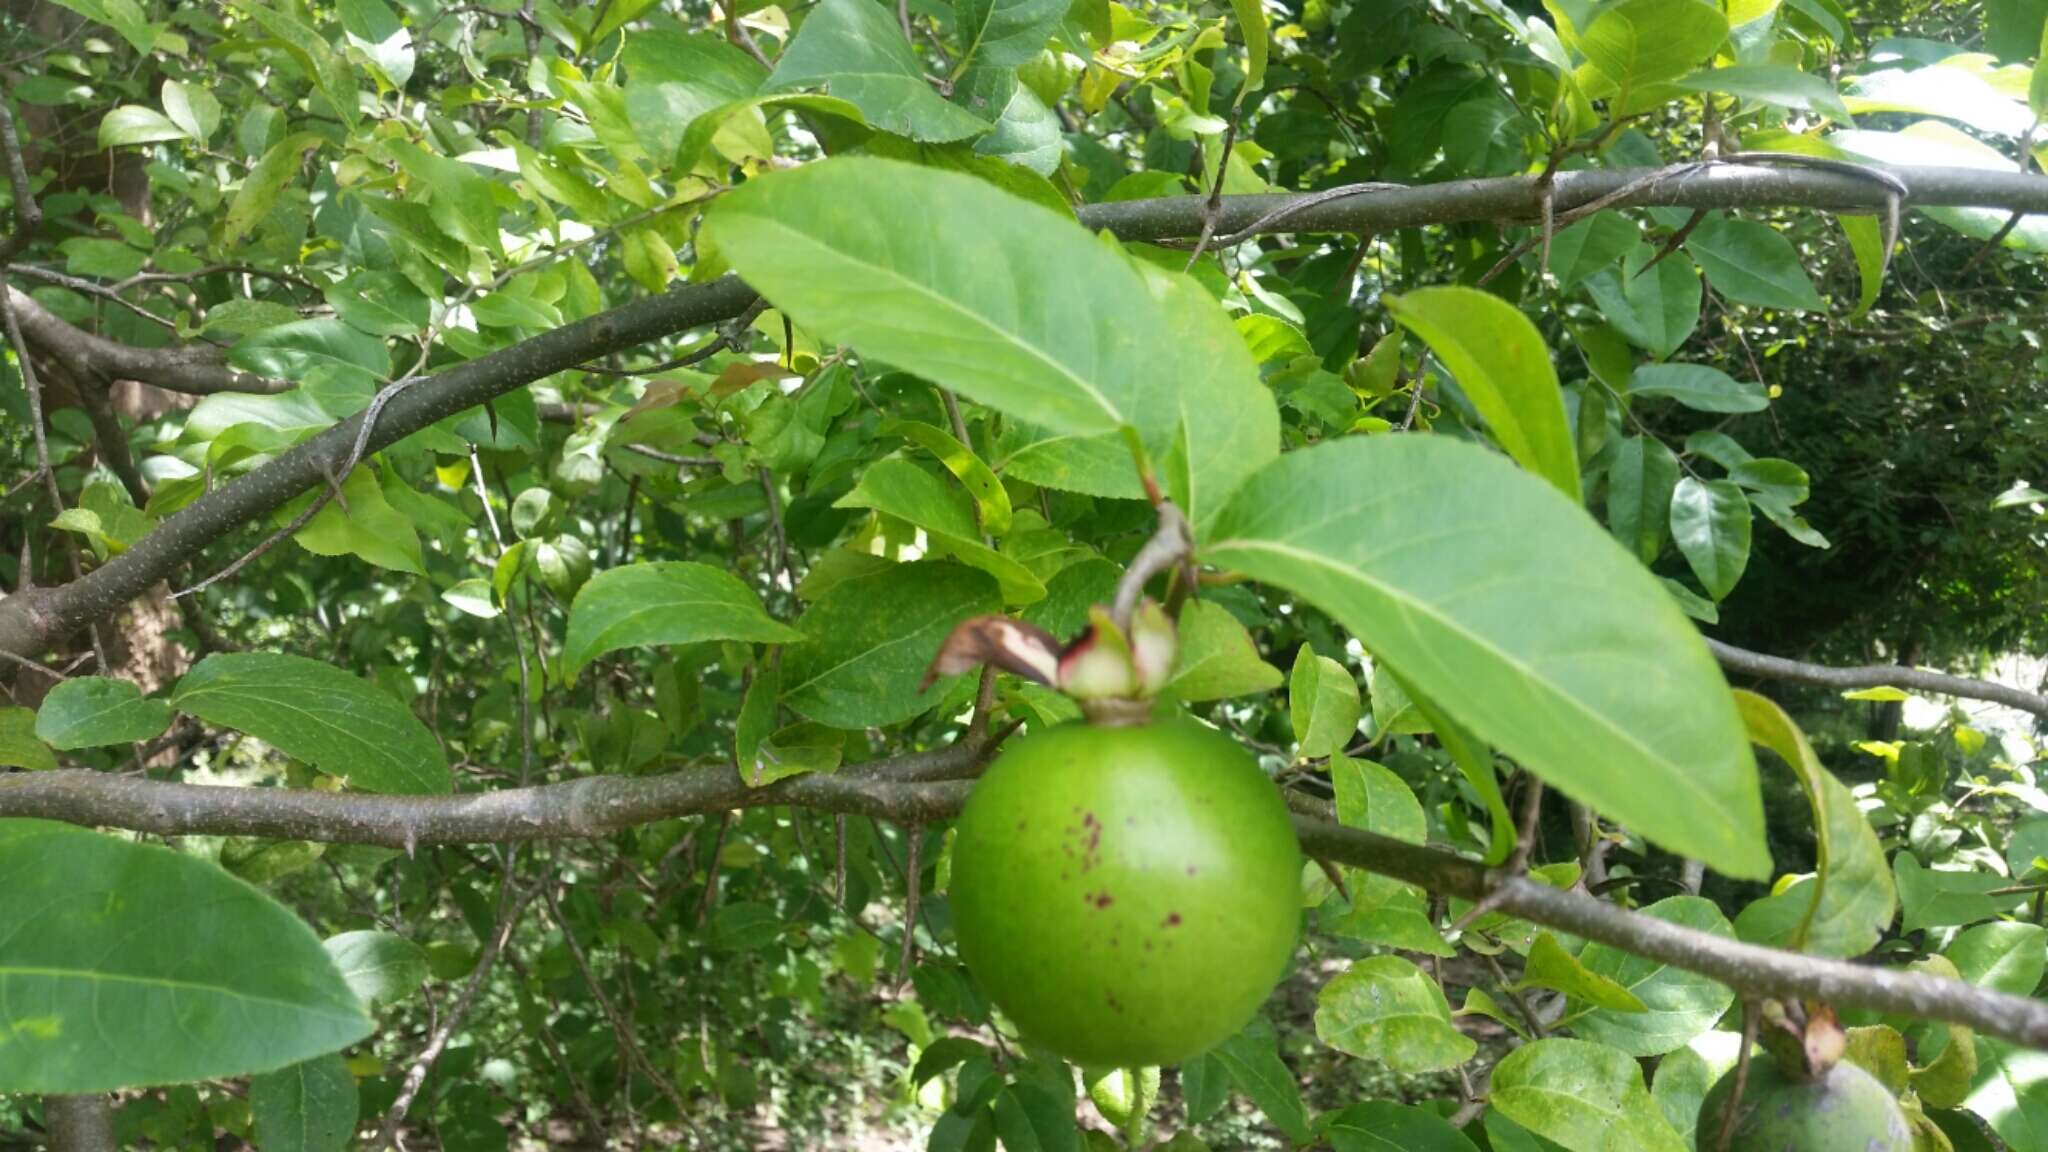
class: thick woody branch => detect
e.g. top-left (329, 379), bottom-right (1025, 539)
top-left (8, 761), bottom-right (2048, 1050)
top-left (5, 287), bottom-right (284, 395)
top-left (6, 162), bottom-right (2048, 660)
top-left (1709, 639), bottom-right (2048, 718)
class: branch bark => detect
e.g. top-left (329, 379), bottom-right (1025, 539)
top-left (10, 757), bottom-right (2048, 1050)
top-left (42, 1095), bottom-right (115, 1152)
top-left (1709, 639), bottom-right (2048, 718)
top-left (7, 161), bottom-right (2040, 663)
top-left (5, 287), bottom-right (284, 396)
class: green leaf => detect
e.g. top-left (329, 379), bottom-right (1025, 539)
top-left (59, 236), bottom-right (146, 280)
top-left (735, 662), bottom-right (779, 785)
top-left (1204, 436), bottom-right (1768, 879)
top-left (1567, 897), bottom-right (1736, 1055)
top-left (1837, 215), bottom-right (1887, 317)
top-left (1518, 933), bottom-right (1647, 1013)
top-left (229, 318), bottom-right (389, 391)
top-left (170, 652), bottom-right (452, 795)
top-left (1605, 435), bottom-right (1680, 564)
top-left (1212, 1018), bottom-right (1312, 1144)
top-left (98, 104), bottom-right (187, 147)
top-left (322, 930), bottom-right (429, 1009)
top-left (1684, 216), bottom-right (1827, 312)
top-left (326, 270), bottom-right (429, 337)
top-left (1945, 922), bottom-right (2047, 998)
top-left (881, 419), bottom-right (1013, 536)
top-left (1843, 62), bottom-right (2032, 137)
top-left (562, 561), bottom-right (802, 679)
top-left (1732, 691), bottom-right (1896, 956)
top-left (769, 0), bottom-right (991, 141)
top-left (278, 467), bottom-right (424, 576)
top-left (1894, 854), bottom-right (2027, 932)
top-left (235, 0), bottom-right (361, 130)
top-left (0, 707), bottom-right (57, 771)
top-left (1227, 0), bottom-right (1270, 96)
top-left (2034, 17), bottom-right (2048, 119)
top-left (1384, 287), bottom-right (1580, 500)
top-left (224, 133), bottom-right (325, 247)
top-left (1315, 956), bottom-right (1477, 1073)
top-left (1576, 0), bottom-right (1729, 110)
top-left (953, 0), bottom-right (1067, 73)
top-left (162, 80), bottom-right (222, 142)
top-left (1832, 123), bottom-right (2048, 253)
top-left (1290, 648), bottom-right (1362, 759)
top-left (954, 67), bottom-right (1064, 175)
top-left (992, 1083), bottom-right (1079, 1152)
top-left (33, 676), bottom-right (172, 750)
top-left (1669, 477), bottom-right (1751, 600)
top-left (1586, 244), bottom-right (1701, 359)
top-left (1966, 1037), bottom-right (2048, 1151)
top-left (1649, 1044), bottom-right (1720, 1150)
top-left (1328, 756), bottom-right (1448, 953)
top-left (704, 157), bottom-right (1279, 535)
top-left (836, 457), bottom-right (1045, 603)
top-left (1164, 599), bottom-right (1283, 702)
top-left (1623, 363), bottom-right (1769, 413)
top-left (784, 561), bottom-right (1002, 728)
top-left (1548, 212), bottom-right (1642, 290)
top-left (47, 0), bottom-right (157, 52)
top-left (384, 141), bottom-right (503, 256)
top-left (622, 29), bottom-right (767, 164)
top-left (1488, 1038), bottom-right (1688, 1152)
top-left (1324, 1101), bottom-right (1480, 1152)
top-left (1672, 64), bottom-right (1853, 120)
top-left (250, 1053), bottom-right (359, 1152)
top-left (338, 0), bottom-right (414, 90)
top-left (0, 820), bottom-right (372, 1092)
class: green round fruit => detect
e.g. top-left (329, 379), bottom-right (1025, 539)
top-left (1698, 1058), bottom-right (1912, 1152)
top-left (949, 718), bottom-right (1302, 1068)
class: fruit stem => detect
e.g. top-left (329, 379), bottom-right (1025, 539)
top-left (1112, 501), bottom-right (1194, 636)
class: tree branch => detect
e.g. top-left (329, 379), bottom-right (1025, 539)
top-left (4, 287), bottom-right (284, 395)
top-left (1709, 639), bottom-right (2048, 718)
top-left (41, 1096), bottom-right (115, 1152)
top-left (7, 163), bottom-right (2048, 660)
top-left (10, 757), bottom-right (2048, 1049)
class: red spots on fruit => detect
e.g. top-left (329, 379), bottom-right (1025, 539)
top-left (1106, 991), bottom-right (1125, 1014)
top-left (1083, 890), bottom-right (1114, 909)
top-left (1125, 816), bottom-right (1137, 827)
top-left (1162, 913), bottom-right (1183, 928)
top-left (1143, 940), bottom-right (1153, 952)
top-left (1185, 865), bottom-right (1199, 876)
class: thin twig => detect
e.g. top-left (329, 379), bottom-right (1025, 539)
top-left (1714, 1000), bottom-right (1761, 1152)
top-left (542, 883), bottom-right (691, 1120)
top-left (898, 822), bottom-right (923, 984)
top-left (1111, 502), bottom-right (1194, 635)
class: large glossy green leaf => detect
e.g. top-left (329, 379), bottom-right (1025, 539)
top-left (562, 561), bottom-right (803, 678)
top-left (783, 561), bottom-right (1001, 728)
top-left (1732, 692), bottom-right (1896, 957)
top-left (250, 1053), bottom-right (359, 1152)
top-left (1586, 245), bottom-right (1701, 359)
top-left (1669, 477), bottom-right (1751, 600)
top-left (768, 0), bottom-right (991, 141)
top-left (1832, 123), bottom-right (2048, 253)
top-left (704, 157), bottom-right (1278, 535)
top-left (1566, 897), bottom-right (1736, 1055)
top-left (1843, 62), bottom-right (2032, 137)
top-left (228, 318), bottom-right (390, 392)
top-left (170, 652), bottom-right (452, 794)
top-left (98, 104), bottom-right (185, 146)
top-left (1316, 956), bottom-right (1477, 1072)
top-left (1384, 287), bottom-right (1580, 500)
top-left (1894, 855), bottom-right (2026, 932)
top-left (234, 0), bottom-right (360, 130)
top-left (0, 820), bottom-right (372, 1092)
top-left (1967, 1038), bottom-right (2048, 1150)
top-left (1489, 1038), bottom-right (1688, 1152)
top-left (1204, 436), bottom-right (1768, 878)
top-left (1684, 216), bottom-right (1827, 312)
top-left (33, 676), bottom-right (171, 749)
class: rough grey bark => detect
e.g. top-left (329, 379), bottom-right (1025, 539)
top-left (42, 1095), bottom-right (115, 1152)
top-left (1708, 639), bottom-right (2048, 717)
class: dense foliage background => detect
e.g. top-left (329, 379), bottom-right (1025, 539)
top-left (1, 0), bottom-right (2046, 1149)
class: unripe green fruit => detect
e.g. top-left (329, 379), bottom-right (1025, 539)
top-left (1698, 1058), bottom-right (1912, 1152)
top-left (949, 719), bottom-right (1302, 1068)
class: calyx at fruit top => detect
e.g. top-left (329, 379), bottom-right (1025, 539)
top-left (923, 601), bottom-right (1179, 726)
